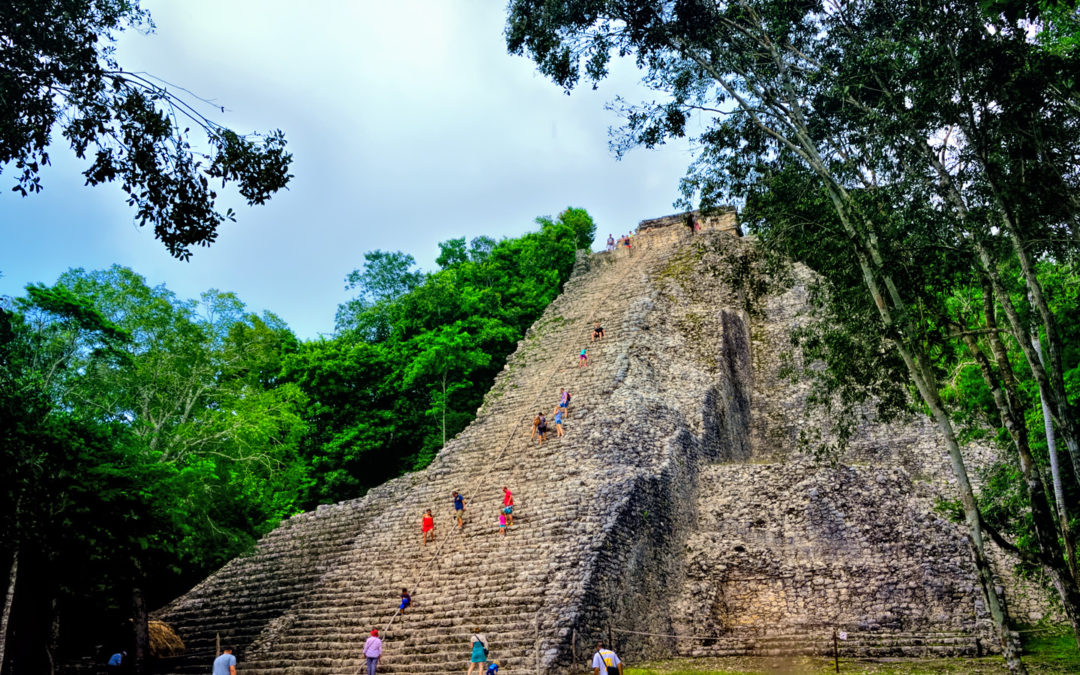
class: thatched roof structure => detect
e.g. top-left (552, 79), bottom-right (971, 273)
top-left (148, 620), bottom-right (185, 657)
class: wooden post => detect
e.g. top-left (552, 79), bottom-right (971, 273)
top-left (216, 632), bottom-right (221, 657)
top-left (571, 627), bottom-right (577, 663)
top-left (833, 628), bottom-right (839, 673)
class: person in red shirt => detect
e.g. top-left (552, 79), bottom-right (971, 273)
top-left (422, 509), bottom-right (435, 545)
top-left (502, 487), bottom-right (514, 527)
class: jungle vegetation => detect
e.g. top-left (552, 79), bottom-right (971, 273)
top-left (0, 208), bottom-right (595, 673)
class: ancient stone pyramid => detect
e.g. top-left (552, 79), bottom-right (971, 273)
top-left (153, 212), bottom-right (1050, 674)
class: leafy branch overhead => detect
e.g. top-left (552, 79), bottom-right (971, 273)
top-left (1, 0), bottom-right (293, 259)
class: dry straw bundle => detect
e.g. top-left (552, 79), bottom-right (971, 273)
top-left (148, 620), bottom-right (185, 657)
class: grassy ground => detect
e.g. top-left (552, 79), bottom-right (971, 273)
top-left (619, 632), bottom-right (1079, 675)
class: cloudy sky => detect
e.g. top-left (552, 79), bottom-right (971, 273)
top-left (1, 1), bottom-right (699, 339)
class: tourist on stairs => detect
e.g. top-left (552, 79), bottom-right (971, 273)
top-left (421, 509), bottom-right (435, 545)
top-left (467, 629), bottom-right (489, 675)
top-left (453, 490), bottom-right (465, 528)
top-left (363, 629), bottom-right (382, 674)
top-left (502, 487), bottom-right (514, 527)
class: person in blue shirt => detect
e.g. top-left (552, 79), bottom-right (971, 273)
top-left (486, 660), bottom-right (499, 674)
top-left (212, 647), bottom-right (237, 675)
top-left (453, 491), bottom-right (465, 528)
top-left (106, 651), bottom-right (125, 672)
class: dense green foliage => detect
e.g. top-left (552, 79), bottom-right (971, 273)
top-left (289, 207), bottom-right (592, 503)
top-left (0, 208), bottom-right (592, 670)
top-left (0, 1), bottom-right (292, 259)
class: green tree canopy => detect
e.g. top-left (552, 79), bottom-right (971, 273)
top-left (1, 0), bottom-right (293, 259)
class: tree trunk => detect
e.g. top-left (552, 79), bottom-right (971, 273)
top-left (1032, 333), bottom-right (1078, 584)
top-left (0, 549), bottom-right (17, 675)
top-left (132, 583), bottom-right (149, 675)
top-left (959, 328), bottom-right (1080, 645)
top-left (45, 595), bottom-right (59, 675)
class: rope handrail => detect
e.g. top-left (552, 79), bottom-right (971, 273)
top-left (608, 625), bottom-right (984, 641)
top-left (374, 242), bottom-right (655, 659)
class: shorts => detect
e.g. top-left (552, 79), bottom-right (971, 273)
top-left (503, 506), bottom-right (513, 515)
top-left (400, 599), bottom-right (410, 610)
top-left (559, 401), bottom-right (567, 408)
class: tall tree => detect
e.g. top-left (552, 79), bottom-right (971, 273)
top-left (1, 0), bottom-right (293, 259)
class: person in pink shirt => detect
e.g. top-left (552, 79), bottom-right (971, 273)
top-left (363, 628), bottom-right (382, 674)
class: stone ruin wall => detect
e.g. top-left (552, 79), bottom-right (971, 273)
top-left (149, 215), bottom-right (1056, 673)
top-left (571, 228), bottom-right (1056, 664)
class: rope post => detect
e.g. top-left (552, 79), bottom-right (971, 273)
top-left (571, 627), bottom-right (577, 663)
top-left (215, 632), bottom-right (220, 657)
top-left (832, 627), bottom-right (839, 673)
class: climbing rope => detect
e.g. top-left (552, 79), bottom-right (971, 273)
top-left (378, 241), bottom-right (657, 642)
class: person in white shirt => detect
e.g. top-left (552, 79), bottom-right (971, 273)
top-left (363, 628), bottom-right (383, 674)
top-left (591, 641), bottom-right (623, 675)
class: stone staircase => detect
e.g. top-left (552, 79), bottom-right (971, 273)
top-left (154, 218), bottom-right (738, 674)
top-left (152, 211), bottom-right (1046, 674)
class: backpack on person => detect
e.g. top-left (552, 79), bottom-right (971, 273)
top-left (474, 633), bottom-right (488, 659)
